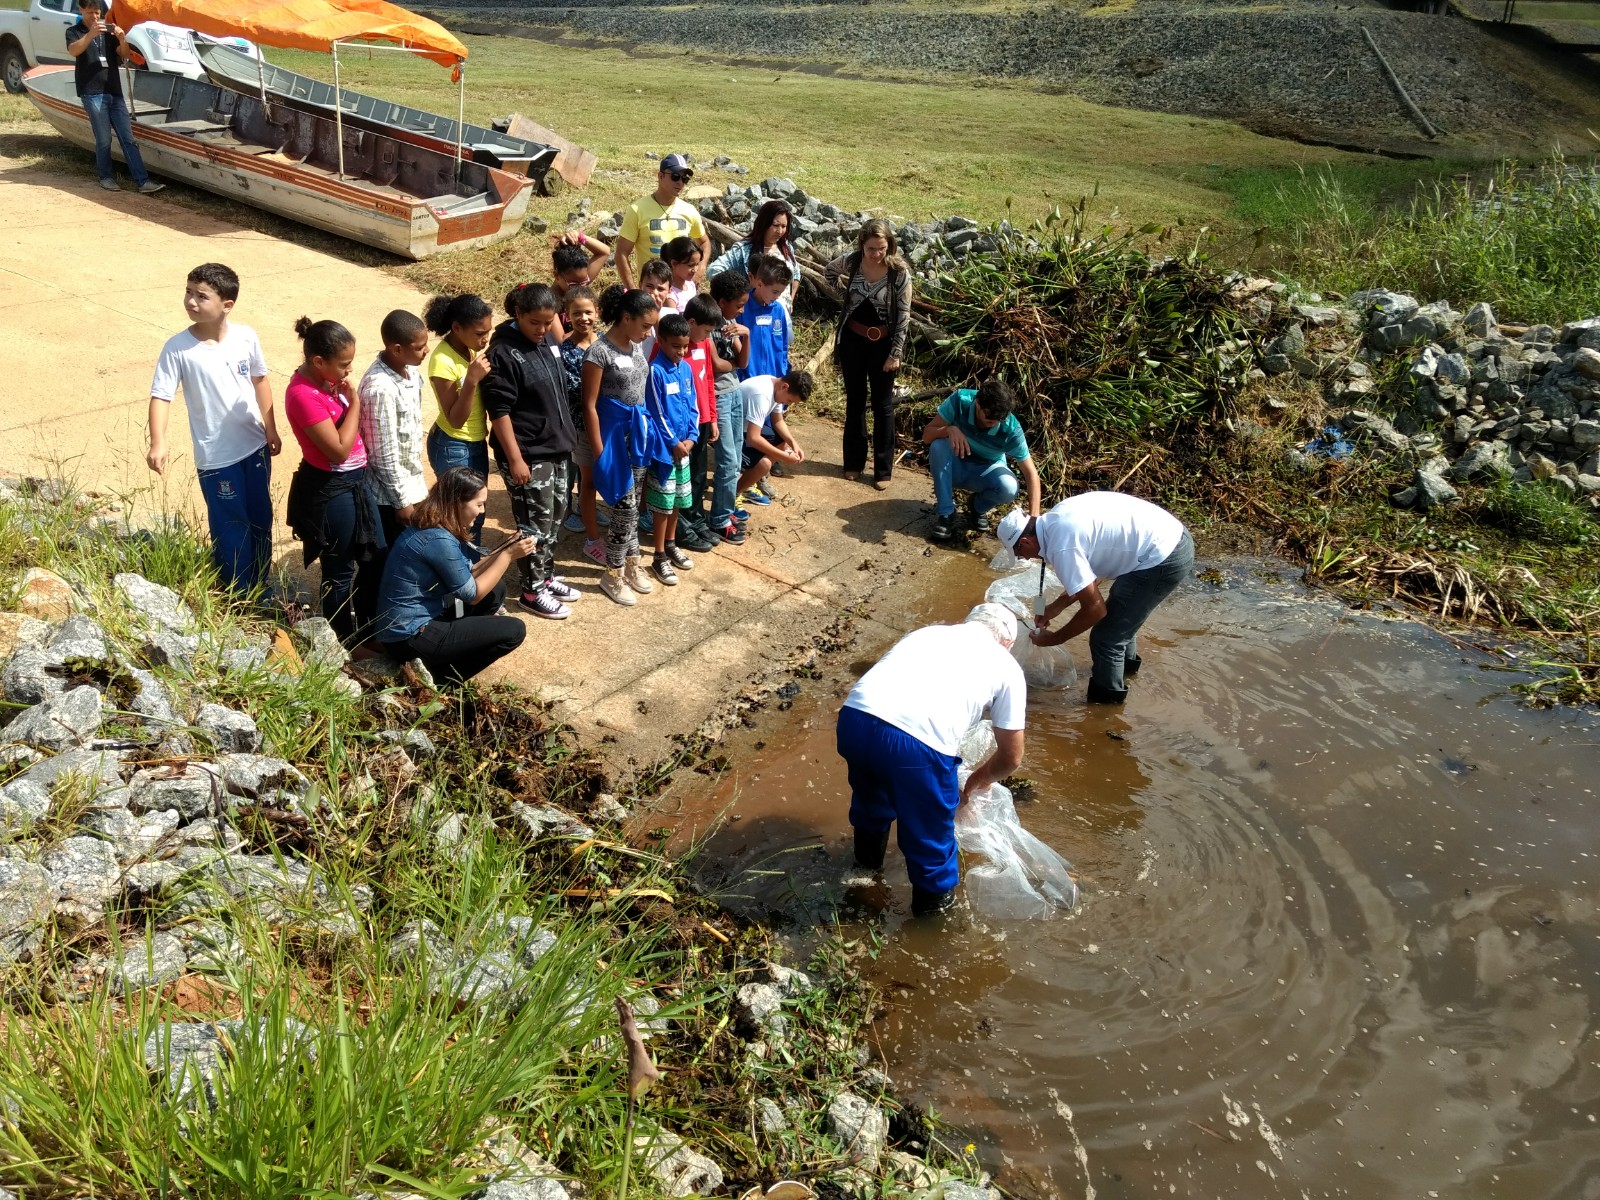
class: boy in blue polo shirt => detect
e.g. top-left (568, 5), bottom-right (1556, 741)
top-left (738, 256), bottom-right (792, 381)
top-left (644, 313), bottom-right (701, 584)
top-left (920, 378), bottom-right (1040, 541)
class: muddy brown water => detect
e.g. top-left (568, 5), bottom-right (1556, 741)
top-left (672, 552), bottom-right (1600, 1199)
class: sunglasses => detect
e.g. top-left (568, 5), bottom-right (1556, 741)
top-left (665, 171), bottom-right (691, 182)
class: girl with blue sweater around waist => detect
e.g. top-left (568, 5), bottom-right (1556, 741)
top-left (581, 286), bottom-right (663, 606)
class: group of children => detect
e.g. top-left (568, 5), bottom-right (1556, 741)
top-left (147, 243), bottom-right (816, 659)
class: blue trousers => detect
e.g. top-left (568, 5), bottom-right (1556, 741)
top-left (426, 425), bottom-right (488, 545)
top-left (82, 92), bottom-right (150, 187)
top-left (836, 705), bottom-right (962, 894)
top-left (197, 446), bottom-right (273, 594)
top-left (1089, 530), bottom-right (1195, 691)
top-left (708, 385), bottom-right (745, 530)
top-left (929, 438), bottom-right (1019, 519)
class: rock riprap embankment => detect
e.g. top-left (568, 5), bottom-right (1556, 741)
top-left (1246, 286), bottom-right (1600, 513)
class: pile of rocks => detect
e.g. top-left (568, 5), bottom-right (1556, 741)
top-left (1263, 288), bottom-right (1600, 511)
top-left (595, 169), bottom-right (1008, 278)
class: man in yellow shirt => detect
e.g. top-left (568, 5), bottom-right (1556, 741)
top-left (615, 154), bottom-right (711, 290)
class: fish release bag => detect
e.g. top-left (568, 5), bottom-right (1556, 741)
top-left (983, 568), bottom-right (1078, 690)
top-left (953, 721), bottom-right (1079, 918)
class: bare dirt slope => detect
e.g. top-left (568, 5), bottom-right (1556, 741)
top-left (0, 149), bottom-right (942, 776)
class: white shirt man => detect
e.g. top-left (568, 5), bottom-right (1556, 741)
top-left (836, 603), bottom-right (1026, 916)
top-left (998, 492), bottom-right (1193, 704)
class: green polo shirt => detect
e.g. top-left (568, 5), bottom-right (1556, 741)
top-left (937, 389), bottom-right (1030, 465)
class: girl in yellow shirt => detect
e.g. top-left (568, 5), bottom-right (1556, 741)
top-left (423, 293), bottom-right (494, 543)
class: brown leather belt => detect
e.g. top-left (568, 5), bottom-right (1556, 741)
top-left (846, 320), bottom-right (886, 342)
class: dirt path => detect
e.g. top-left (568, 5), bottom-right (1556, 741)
top-left (0, 150), bottom-right (944, 773)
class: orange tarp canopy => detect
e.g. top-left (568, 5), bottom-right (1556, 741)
top-left (113, 0), bottom-right (468, 67)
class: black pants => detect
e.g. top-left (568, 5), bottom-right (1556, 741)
top-left (290, 464), bottom-right (384, 647)
top-left (839, 328), bottom-right (897, 479)
top-left (379, 584), bottom-right (525, 685)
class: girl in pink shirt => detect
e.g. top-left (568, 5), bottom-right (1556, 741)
top-left (284, 316), bottom-right (386, 646)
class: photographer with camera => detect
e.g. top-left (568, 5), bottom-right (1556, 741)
top-left (66, 0), bottom-right (164, 194)
top-left (375, 468), bottom-right (535, 683)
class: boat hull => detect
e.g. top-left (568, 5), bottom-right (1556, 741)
top-left (23, 66), bottom-right (530, 259)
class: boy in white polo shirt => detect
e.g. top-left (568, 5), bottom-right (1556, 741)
top-left (147, 262), bottom-right (281, 594)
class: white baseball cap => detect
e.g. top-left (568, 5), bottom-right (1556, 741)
top-left (965, 602), bottom-right (1018, 648)
top-left (996, 508), bottom-right (1030, 555)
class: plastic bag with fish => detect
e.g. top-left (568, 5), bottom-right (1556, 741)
top-left (953, 721), bottom-right (1079, 918)
top-left (983, 569), bottom-right (1077, 689)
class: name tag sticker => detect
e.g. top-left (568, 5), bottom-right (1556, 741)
top-left (614, 358), bottom-right (633, 370)
top-left (665, 381), bottom-right (681, 395)
top-left (755, 315), bottom-right (774, 327)
top-left (550, 345), bottom-right (562, 357)
top-left (690, 348), bottom-right (706, 360)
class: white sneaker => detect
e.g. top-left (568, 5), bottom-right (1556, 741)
top-left (623, 555), bottom-right (654, 595)
top-left (98, 178), bottom-right (119, 191)
top-left (599, 568), bottom-right (636, 606)
top-left (137, 180), bottom-right (166, 195)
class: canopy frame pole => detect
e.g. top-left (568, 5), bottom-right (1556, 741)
top-left (454, 61), bottom-right (465, 183)
top-left (332, 41), bottom-right (345, 180)
top-left (255, 46), bottom-right (268, 110)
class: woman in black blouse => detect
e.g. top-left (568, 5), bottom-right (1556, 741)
top-left (826, 220), bottom-right (913, 490)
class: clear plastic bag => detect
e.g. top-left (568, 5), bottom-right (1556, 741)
top-left (1010, 636), bottom-right (1077, 690)
top-left (954, 722), bottom-right (1079, 918)
top-left (956, 779), bottom-right (1079, 917)
top-left (983, 569), bottom-right (1078, 689)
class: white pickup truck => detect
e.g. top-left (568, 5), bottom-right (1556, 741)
top-left (1, 0), bottom-right (255, 94)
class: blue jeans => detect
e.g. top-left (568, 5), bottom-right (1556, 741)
top-left (836, 705), bottom-right (962, 894)
top-left (1089, 530), bottom-right (1195, 692)
top-left (197, 446), bottom-right (273, 595)
top-left (426, 425), bottom-right (488, 544)
top-left (708, 385), bottom-right (745, 529)
top-left (81, 92), bottom-right (149, 186)
top-left (929, 438), bottom-right (1019, 519)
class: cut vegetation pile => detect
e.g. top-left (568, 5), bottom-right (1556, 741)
top-left (0, 482), bottom-right (978, 1199)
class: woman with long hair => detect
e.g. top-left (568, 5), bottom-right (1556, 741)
top-left (825, 219), bottom-right (913, 489)
top-left (374, 467), bottom-right (534, 684)
top-left (709, 199), bottom-right (799, 307)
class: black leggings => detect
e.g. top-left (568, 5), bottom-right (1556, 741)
top-left (379, 584), bottom-right (525, 685)
top-left (839, 328), bottom-right (896, 478)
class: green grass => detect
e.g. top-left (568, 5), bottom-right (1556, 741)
top-left (0, 481), bottom-right (959, 1198)
top-left (1477, 475), bottom-right (1599, 547)
top-left (265, 30), bottom-right (1361, 225)
top-left (1236, 155), bottom-right (1600, 323)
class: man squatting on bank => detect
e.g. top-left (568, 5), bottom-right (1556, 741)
top-left (835, 603), bottom-right (1027, 916)
top-left (998, 491), bottom-right (1195, 705)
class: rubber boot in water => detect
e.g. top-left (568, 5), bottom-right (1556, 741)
top-left (853, 826), bottom-right (890, 871)
top-left (1123, 654), bottom-right (1142, 677)
top-left (1086, 678), bottom-right (1128, 705)
top-left (911, 885), bottom-right (956, 917)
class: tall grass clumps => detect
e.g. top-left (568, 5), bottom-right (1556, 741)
top-left (912, 202), bottom-right (1260, 497)
top-left (0, 478), bottom-right (968, 1198)
top-left (1274, 155), bottom-right (1600, 326)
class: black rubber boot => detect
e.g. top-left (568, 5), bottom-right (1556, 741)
top-left (1123, 654), bottom-right (1142, 677)
top-left (854, 826), bottom-right (890, 871)
top-left (1086, 679), bottom-right (1128, 705)
top-left (911, 885), bottom-right (957, 917)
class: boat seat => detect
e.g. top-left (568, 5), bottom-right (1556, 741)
top-left (163, 119), bottom-right (235, 136)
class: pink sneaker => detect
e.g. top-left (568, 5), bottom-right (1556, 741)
top-left (582, 538), bottom-right (607, 567)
